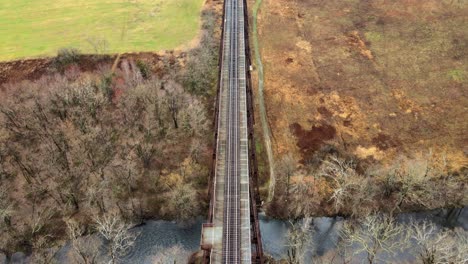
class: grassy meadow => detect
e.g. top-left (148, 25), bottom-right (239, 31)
top-left (0, 0), bottom-right (204, 61)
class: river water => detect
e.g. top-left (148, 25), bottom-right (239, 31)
top-left (47, 207), bottom-right (467, 263)
top-left (122, 207), bottom-right (467, 263)
top-left (259, 207), bottom-right (468, 262)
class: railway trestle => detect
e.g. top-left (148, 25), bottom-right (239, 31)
top-left (200, 0), bottom-right (263, 263)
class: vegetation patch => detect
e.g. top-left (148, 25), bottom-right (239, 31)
top-left (447, 69), bottom-right (465, 82)
top-left (52, 48), bottom-right (81, 72)
top-left (364, 31), bottom-right (383, 43)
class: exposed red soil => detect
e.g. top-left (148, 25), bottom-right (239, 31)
top-left (0, 51), bottom-right (186, 86)
top-left (290, 122), bottom-right (336, 162)
top-left (372, 133), bottom-right (401, 151)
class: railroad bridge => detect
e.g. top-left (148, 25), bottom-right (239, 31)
top-left (200, 0), bottom-right (263, 263)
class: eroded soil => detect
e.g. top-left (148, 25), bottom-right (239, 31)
top-left (0, 51), bottom-right (185, 85)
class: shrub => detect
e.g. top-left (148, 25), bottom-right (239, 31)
top-left (136, 60), bottom-right (151, 80)
top-left (99, 74), bottom-right (114, 102)
top-left (53, 48), bottom-right (81, 72)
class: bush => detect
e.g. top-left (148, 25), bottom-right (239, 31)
top-left (99, 74), bottom-right (114, 102)
top-left (53, 48), bottom-right (81, 72)
top-left (136, 60), bottom-right (151, 80)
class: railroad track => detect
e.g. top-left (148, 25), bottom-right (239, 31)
top-left (201, 0), bottom-right (261, 262)
top-left (222, 0), bottom-right (241, 262)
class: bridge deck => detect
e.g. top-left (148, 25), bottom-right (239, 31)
top-left (201, 0), bottom-right (252, 263)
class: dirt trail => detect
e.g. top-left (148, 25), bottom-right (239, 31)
top-left (252, 0), bottom-right (275, 202)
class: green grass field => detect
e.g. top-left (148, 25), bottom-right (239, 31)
top-left (0, 0), bottom-right (204, 61)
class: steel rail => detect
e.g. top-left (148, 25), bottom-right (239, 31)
top-left (202, 0), bottom-right (263, 262)
top-left (222, 0), bottom-right (241, 262)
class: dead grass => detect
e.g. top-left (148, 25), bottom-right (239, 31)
top-left (255, 0), bottom-right (468, 170)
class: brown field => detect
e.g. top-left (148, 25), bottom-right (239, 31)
top-left (252, 0), bottom-right (468, 217)
top-left (256, 0), bottom-right (467, 170)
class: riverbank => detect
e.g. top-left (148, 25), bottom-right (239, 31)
top-left (3, 207), bottom-right (465, 263)
top-left (55, 207), bottom-right (468, 263)
top-left (261, 207), bottom-right (468, 262)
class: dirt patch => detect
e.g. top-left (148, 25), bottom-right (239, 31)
top-left (0, 51), bottom-right (186, 86)
top-left (0, 58), bottom-right (52, 85)
top-left (372, 133), bottom-right (400, 151)
top-left (347, 31), bottom-right (374, 60)
top-left (290, 122), bottom-right (336, 162)
top-left (317, 106), bottom-right (333, 119)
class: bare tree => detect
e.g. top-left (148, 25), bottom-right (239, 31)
top-left (85, 180), bottom-right (108, 215)
top-left (184, 98), bottom-right (209, 136)
top-left (411, 220), bottom-right (468, 264)
top-left (340, 214), bottom-right (411, 264)
top-left (165, 183), bottom-right (200, 223)
top-left (27, 206), bottom-right (53, 240)
top-left (94, 214), bottom-right (138, 264)
top-left (276, 153), bottom-right (297, 201)
top-left (189, 138), bottom-right (204, 163)
top-left (0, 185), bottom-right (13, 228)
top-left (319, 155), bottom-right (359, 213)
top-left (29, 248), bottom-right (57, 264)
top-left (135, 143), bottom-right (157, 169)
top-left (0, 230), bottom-right (14, 258)
top-left (152, 244), bottom-right (190, 264)
top-left (289, 175), bottom-right (318, 218)
top-left (348, 177), bottom-right (377, 217)
top-left (26, 210), bottom-right (56, 264)
top-left (86, 37), bottom-right (109, 54)
top-left (163, 81), bottom-right (186, 129)
top-left (443, 228), bottom-right (468, 264)
top-left (67, 221), bottom-right (99, 264)
top-left (286, 218), bottom-right (313, 264)
top-left (391, 158), bottom-right (431, 213)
